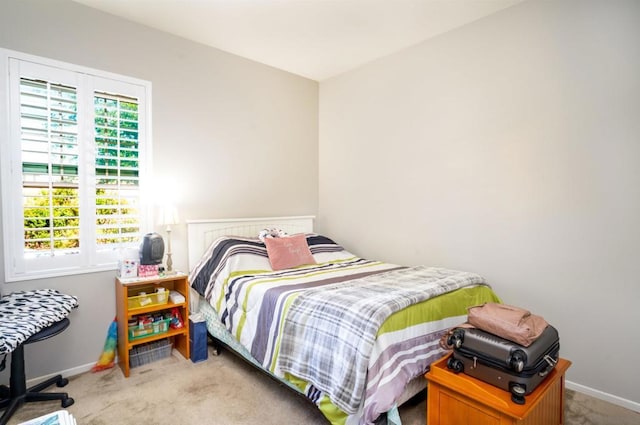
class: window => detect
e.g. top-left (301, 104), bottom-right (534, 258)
top-left (1, 50), bottom-right (152, 281)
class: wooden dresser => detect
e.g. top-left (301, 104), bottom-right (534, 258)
top-left (425, 354), bottom-right (571, 425)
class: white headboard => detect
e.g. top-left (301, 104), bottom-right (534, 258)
top-left (186, 216), bottom-right (315, 271)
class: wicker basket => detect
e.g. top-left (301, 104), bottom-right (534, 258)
top-left (129, 339), bottom-right (172, 368)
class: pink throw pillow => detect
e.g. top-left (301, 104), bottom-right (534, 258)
top-left (264, 234), bottom-right (316, 271)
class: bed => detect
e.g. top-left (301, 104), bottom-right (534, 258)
top-left (187, 216), bottom-right (501, 425)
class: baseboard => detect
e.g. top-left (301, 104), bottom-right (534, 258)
top-left (25, 362), bottom-right (95, 387)
top-left (566, 380), bottom-right (640, 413)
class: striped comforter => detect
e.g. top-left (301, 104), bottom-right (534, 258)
top-left (189, 235), bottom-right (500, 425)
top-left (279, 266), bottom-right (488, 414)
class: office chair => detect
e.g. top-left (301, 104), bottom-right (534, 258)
top-left (0, 318), bottom-right (74, 425)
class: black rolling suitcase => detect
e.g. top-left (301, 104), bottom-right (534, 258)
top-left (446, 325), bottom-right (559, 404)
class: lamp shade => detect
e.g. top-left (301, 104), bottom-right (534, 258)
top-left (158, 204), bottom-right (179, 226)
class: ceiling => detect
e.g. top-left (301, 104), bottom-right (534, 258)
top-left (72, 0), bottom-right (523, 81)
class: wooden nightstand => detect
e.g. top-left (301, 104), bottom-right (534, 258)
top-left (425, 354), bottom-right (571, 425)
top-left (115, 273), bottom-right (190, 377)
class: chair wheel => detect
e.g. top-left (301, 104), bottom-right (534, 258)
top-left (56, 378), bottom-right (69, 387)
top-left (61, 397), bottom-right (74, 408)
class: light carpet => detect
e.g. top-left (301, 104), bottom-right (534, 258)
top-left (6, 345), bottom-right (639, 425)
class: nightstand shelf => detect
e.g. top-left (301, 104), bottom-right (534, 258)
top-left (115, 273), bottom-right (190, 377)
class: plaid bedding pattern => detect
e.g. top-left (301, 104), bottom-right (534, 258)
top-left (277, 266), bottom-right (488, 414)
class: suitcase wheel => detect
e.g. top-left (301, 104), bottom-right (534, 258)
top-left (510, 384), bottom-right (526, 405)
top-left (509, 349), bottom-right (526, 373)
top-left (447, 328), bottom-right (464, 349)
top-left (447, 357), bottom-right (464, 374)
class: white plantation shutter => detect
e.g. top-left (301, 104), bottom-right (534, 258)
top-left (94, 93), bottom-right (141, 249)
top-left (20, 78), bottom-right (81, 257)
top-left (1, 50), bottom-right (151, 281)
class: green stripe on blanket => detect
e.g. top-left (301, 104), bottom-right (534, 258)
top-left (377, 285), bottom-right (501, 335)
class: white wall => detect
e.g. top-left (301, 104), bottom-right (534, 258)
top-left (0, 0), bottom-right (317, 381)
top-left (319, 0), bottom-right (639, 409)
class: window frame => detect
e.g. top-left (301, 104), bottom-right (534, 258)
top-left (0, 49), bottom-right (153, 282)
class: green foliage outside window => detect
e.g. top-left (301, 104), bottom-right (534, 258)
top-left (24, 187), bottom-right (79, 250)
top-left (23, 188), bottom-right (136, 250)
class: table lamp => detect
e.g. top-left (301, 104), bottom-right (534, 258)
top-left (158, 204), bottom-right (179, 273)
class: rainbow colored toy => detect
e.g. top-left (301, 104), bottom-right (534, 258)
top-left (91, 318), bottom-right (117, 372)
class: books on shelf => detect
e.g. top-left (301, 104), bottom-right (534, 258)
top-left (18, 410), bottom-right (76, 425)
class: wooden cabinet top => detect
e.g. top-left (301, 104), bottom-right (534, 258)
top-left (425, 354), bottom-right (571, 420)
top-left (116, 272), bottom-right (188, 286)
